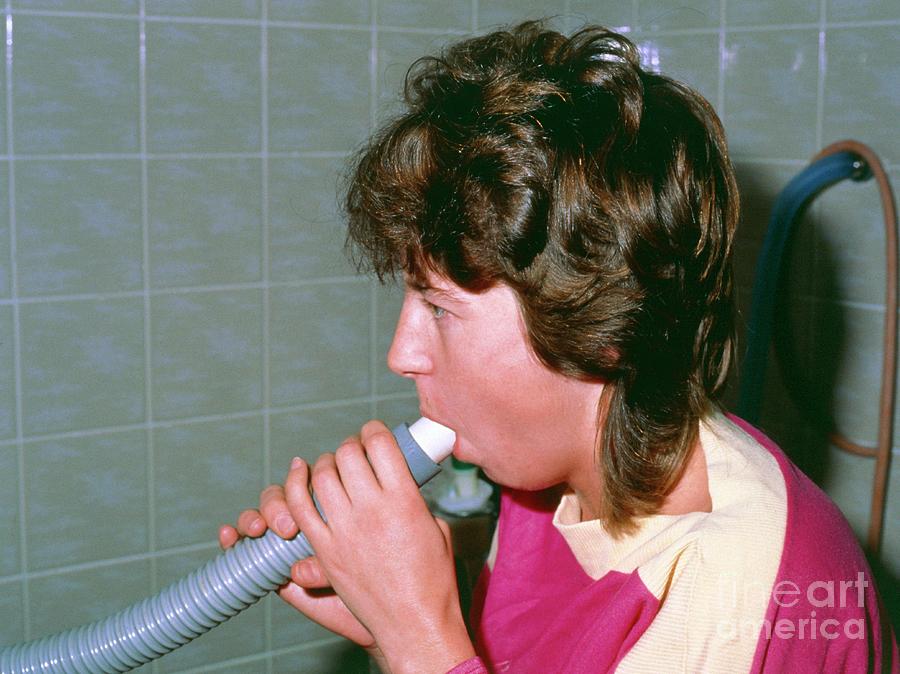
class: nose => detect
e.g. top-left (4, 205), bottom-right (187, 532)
top-left (387, 291), bottom-right (433, 378)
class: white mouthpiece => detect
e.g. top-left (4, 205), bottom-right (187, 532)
top-left (408, 417), bottom-right (456, 463)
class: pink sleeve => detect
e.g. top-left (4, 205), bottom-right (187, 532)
top-left (446, 656), bottom-right (490, 673)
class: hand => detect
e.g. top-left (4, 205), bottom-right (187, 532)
top-left (218, 486), bottom-right (379, 654)
top-left (283, 420), bottom-right (476, 674)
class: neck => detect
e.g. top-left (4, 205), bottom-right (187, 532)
top-left (569, 431), bottom-right (712, 524)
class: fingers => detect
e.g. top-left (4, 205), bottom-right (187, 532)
top-left (359, 420), bottom-right (414, 492)
top-left (219, 508), bottom-right (267, 550)
top-left (284, 457), bottom-right (331, 542)
top-left (333, 438), bottom-right (380, 499)
top-left (218, 525), bottom-right (239, 550)
top-left (291, 556), bottom-right (330, 588)
top-left (236, 508), bottom-right (268, 538)
top-left (259, 484), bottom-right (299, 539)
top-left (309, 453), bottom-right (351, 517)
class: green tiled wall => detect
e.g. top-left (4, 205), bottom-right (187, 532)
top-left (0, 1), bottom-right (897, 671)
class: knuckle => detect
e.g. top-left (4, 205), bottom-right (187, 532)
top-left (334, 441), bottom-right (359, 462)
top-left (310, 454), bottom-right (333, 488)
top-left (260, 483), bottom-right (282, 501)
top-left (361, 419), bottom-right (383, 435)
top-left (368, 428), bottom-right (395, 449)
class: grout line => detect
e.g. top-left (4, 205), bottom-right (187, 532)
top-left (260, 0), bottom-right (272, 506)
top-left (137, 0), bottom-right (157, 598)
top-left (7, 5), bottom-right (897, 31)
top-left (730, 156), bottom-right (810, 167)
top-left (717, 0), bottom-right (726, 118)
top-left (259, 3), bottom-right (273, 669)
top-left (369, 0), bottom-right (378, 419)
top-left (823, 18), bottom-right (900, 29)
top-left (0, 275), bottom-right (368, 305)
top-left (809, 0), bottom-right (828, 336)
top-left (1, 540), bottom-right (223, 583)
top-left (1, 150), bottom-right (352, 161)
top-left (2, 151), bottom-right (894, 169)
top-left (5, 0), bottom-right (30, 642)
top-left (0, 391), bottom-right (418, 446)
top-left (814, 0), bottom-right (827, 153)
top-left (174, 636), bottom-right (354, 674)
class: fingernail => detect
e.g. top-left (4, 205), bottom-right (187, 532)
top-left (290, 456), bottom-right (303, 470)
top-left (275, 514), bottom-right (295, 535)
top-left (250, 516), bottom-right (263, 531)
top-left (299, 560), bottom-right (317, 583)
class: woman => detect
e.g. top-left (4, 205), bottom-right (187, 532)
top-left (220, 22), bottom-right (896, 673)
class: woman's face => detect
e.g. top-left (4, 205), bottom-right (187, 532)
top-left (387, 273), bottom-right (605, 492)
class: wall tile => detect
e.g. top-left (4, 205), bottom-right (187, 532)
top-left (20, 299), bottom-right (145, 434)
top-left (818, 442), bottom-right (874, 543)
top-left (26, 430), bottom-right (148, 570)
top-left (813, 167), bottom-right (898, 305)
top-left (731, 281), bottom-right (817, 464)
top-left (0, 163), bottom-right (10, 298)
top-left (0, 307), bottom-right (15, 441)
top-left (12, 15), bottom-right (139, 154)
top-left (268, 157), bottom-right (356, 281)
top-left (269, 402), bottom-right (370, 483)
top-left (269, 283), bottom-right (369, 406)
top-left (636, 0), bottom-right (719, 31)
top-left (378, 0), bottom-right (471, 30)
top-left (726, 0), bottom-right (819, 26)
top-left (12, 1), bottom-right (138, 11)
top-left (0, 445), bottom-right (20, 577)
top-left (155, 549), bottom-right (266, 672)
top-left (568, 1), bottom-right (634, 31)
top-left (476, 1), bottom-right (568, 31)
top-left (0, 581), bottom-right (24, 645)
top-left (268, 0), bottom-right (369, 24)
top-left (723, 30), bottom-right (819, 159)
top-left (5, 4), bottom-right (900, 672)
top-left (731, 161), bottom-right (817, 297)
top-left (376, 281), bottom-right (415, 396)
top-left (146, 0), bottom-right (261, 18)
top-left (15, 160), bottom-right (142, 296)
top-left (827, 0), bottom-right (900, 23)
top-left (823, 26), bottom-right (900, 165)
top-left (376, 30), bottom-right (449, 122)
top-left (636, 32), bottom-right (720, 111)
top-left (154, 416), bottom-right (263, 548)
top-left (146, 22), bottom-right (261, 153)
top-left (268, 27), bottom-right (370, 152)
top-left (28, 559), bottom-right (152, 637)
top-left (0, 32), bottom-right (5, 157)
top-left (152, 290), bottom-right (263, 420)
top-left (807, 301), bottom-right (883, 448)
top-left (269, 593), bottom-right (345, 651)
top-left (148, 158), bottom-right (262, 288)
top-left (880, 453), bottom-right (900, 578)
top-left (271, 638), bottom-right (370, 674)
top-left (374, 395), bottom-right (421, 429)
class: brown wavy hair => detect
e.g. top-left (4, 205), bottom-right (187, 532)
top-left (344, 21), bottom-right (739, 536)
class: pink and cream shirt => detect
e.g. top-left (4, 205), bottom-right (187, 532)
top-left (448, 413), bottom-right (897, 673)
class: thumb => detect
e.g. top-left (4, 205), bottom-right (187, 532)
top-left (435, 516), bottom-right (454, 553)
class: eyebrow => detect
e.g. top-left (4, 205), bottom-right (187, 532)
top-left (406, 280), bottom-right (464, 303)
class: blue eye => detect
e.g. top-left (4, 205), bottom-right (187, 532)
top-left (429, 302), bottom-right (446, 319)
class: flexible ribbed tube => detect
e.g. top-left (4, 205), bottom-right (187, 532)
top-left (0, 420), bottom-right (452, 674)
